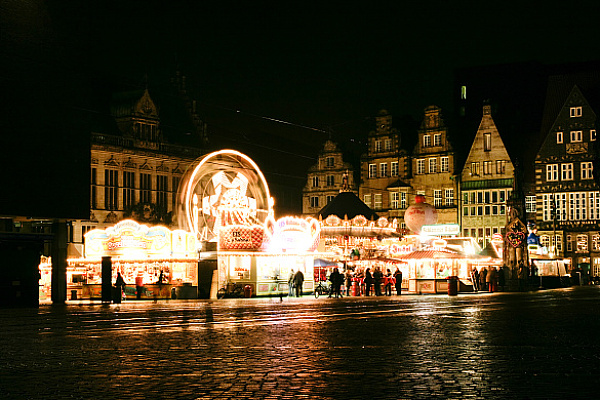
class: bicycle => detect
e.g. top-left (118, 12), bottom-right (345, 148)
top-left (314, 281), bottom-right (334, 298)
top-left (217, 282), bottom-right (245, 299)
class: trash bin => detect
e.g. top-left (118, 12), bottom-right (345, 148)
top-left (446, 276), bottom-right (458, 296)
top-left (351, 280), bottom-right (359, 296)
top-left (243, 285), bottom-right (253, 298)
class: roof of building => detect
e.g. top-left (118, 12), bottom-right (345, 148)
top-left (316, 191), bottom-right (379, 220)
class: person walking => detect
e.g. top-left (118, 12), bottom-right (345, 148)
top-left (293, 269), bottom-right (304, 297)
top-left (394, 268), bottom-right (403, 295)
top-left (115, 272), bottom-right (126, 303)
top-left (364, 268), bottom-right (373, 296)
top-left (288, 269), bottom-right (295, 297)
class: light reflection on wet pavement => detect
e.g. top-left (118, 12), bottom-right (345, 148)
top-left (1, 287), bottom-right (599, 399)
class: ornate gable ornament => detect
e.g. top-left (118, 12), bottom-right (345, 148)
top-left (123, 157), bottom-right (136, 169)
top-left (140, 160), bottom-right (152, 171)
top-left (104, 211), bottom-right (119, 224)
top-left (135, 89), bottom-right (158, 118)
top-left (104, 156), bottom-right (119, 167)
top-left (172, 163), bottom-right (183, 174)
top-left (157, 162), bottom-right (169, 172)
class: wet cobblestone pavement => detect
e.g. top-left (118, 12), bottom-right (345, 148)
top-left (1, 287), bottom-right (600, 399)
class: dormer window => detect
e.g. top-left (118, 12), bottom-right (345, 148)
top-left (423, 135), bottom-right (431, 147)
top-left (484, 133), bottom-right (491, 151)
top-left (556, 131), bottom-right (563, 144)
top-left (570, 130), bottom-right (583, 143)
top-left (570, 107), bottom-right (582, 117)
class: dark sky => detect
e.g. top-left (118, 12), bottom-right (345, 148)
top-left (26, 1), bottom-right (600, 129)
top-left (2, 0), bottom-right (600, 217)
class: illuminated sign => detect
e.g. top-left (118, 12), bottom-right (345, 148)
top-left (267, 216), bottom-right (320, 252)
top-left (420, 224), bottom-right (460, 235)
top-left (84, 220), bottom-right (197, 258)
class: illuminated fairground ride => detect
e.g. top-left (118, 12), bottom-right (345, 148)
top-left (178, 149), bottom-right (319, 297)
top-left (179, 149), bottom-right (275, 250)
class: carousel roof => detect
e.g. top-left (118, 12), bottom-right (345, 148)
top-left (316, 191), bottom-right (379, 221)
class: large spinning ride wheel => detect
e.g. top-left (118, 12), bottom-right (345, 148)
top-left (182, 150), bottom-right (273, 244)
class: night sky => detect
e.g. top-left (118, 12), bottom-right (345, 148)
top-left (2, 1), bottom-right (600, 217)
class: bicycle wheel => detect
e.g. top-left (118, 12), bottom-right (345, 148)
top-left (217, 288), bottom-right (226, 299)
top-left (314, 286), bottom-right (320, 298)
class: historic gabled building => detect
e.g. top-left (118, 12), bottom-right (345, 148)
top-left (68, 83), bottom-right (206, 258)
top-left (534, 84), bottom-right (600, 274)
top-left (359, 110), bottom-right (410, 225)
top-left (410, 106), bottom-right (458, 229)
top-left (303, 140), bottom-right (356, 216)
top-left (460, 104), bottom-right (515, 248)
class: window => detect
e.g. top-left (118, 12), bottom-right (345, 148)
top-left (577, 235), bottom-right (588, 252)
top-left (374, 193), bottom-right (382, 210)
top-left (441, 157), bottom-right (449, 172)
top-left (434, 134), bottom-right (442, 146)
top-left (375, 141), bottom-right (382, 152)
top-left (434, 190), bottom-right (442, 207)
top-left (380, 163), bottom-right (388, 177)
top-left (561, 163), bottom-right (573, 181)
top-left (445, 189), bottom-right (454, 207)
top-left (546, 164), bottom-right (559, 181)
top-left (172, 176), bottom-right (180, 209)
top-left (556, 131), bottom-right (563, 144)
top-left (416, 159), bottom-right (425, 174)
top-left (400, 192), bottom-right (407, 209)
top-left (91, 168), bottom-right (97, 209)
top-left (429, 158), bottom-right (437, 173)
top-left (423, 135), bottom-right (431, 147)
top-left (496, 160), bottom-right (506, 174)
top-left (369, 164), bottom-right (377, 178)
top-left (570, 107), bottom-right (582, 117)
top-left (526, 195), bottom-right (536, 213)
top-left (310, 196), bottom-right (319, 208)
top-left (463, 192), bottom-right (469, 205)
top-left (570, 130), bottom-right (583, 143)
top-left (492, 191), bottom-right (498, 204)
top-left (593, 235), bottom-right (600, 251)
top-left (140, 173), bottom-right (152, 203)
top-left (460, 85), bottom-right (467, 100)
top-left (592, 130), bottom-right (597, 141)
top-left (390, 192), bottom-right (399, 209)
top-left (312, 176), bottom-right (319, 187)
top-left (363, 194), bottom-right (371, 207)
top-left (385, 139), bottom-right (392, 151)
top-left (391, 161), bottom-right (399, 177)
top-left (326, 175), bottom-right (335, 186)
top-left (566, 235), bottom-right (573, 252)
top-left (104, 169), bottom-right (119, 210)
top-left (123, 171), bottom-right (135, 209)
top-left (470, 162), bottom-right (480, 176)
top-left (483, 161), bottom-right (492, 175)
top-left (326, 195), bottom-right (335, 204)
top-left (581, 162), bottom-right (593, 180)
top-left (157, 175), bottom-right (168, 208)
top-left (484, 133), bottom-right (491, 151)
top-left (326, 157), bottom-right (334, 167)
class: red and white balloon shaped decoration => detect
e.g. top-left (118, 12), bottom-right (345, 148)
top-left (404, 195), bottom-right (438, 234)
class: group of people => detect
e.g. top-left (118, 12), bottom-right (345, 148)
top-left (471, 266), bottom-right (507, 292)
top-left (317, 266), bottom-right (404, 297)
top-left (287, 269), bottom-right (305, 297)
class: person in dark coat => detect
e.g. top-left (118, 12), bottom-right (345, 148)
top-left (293, 270), bottom-right (304, 297)
top-left (115, 272), bottom-right (126, 302)
top-left (480, 267), bottom-right (488, 291)
top-left (394, 268), bottom-right (403, 295)
top-left (328, 267), bottom-right (343, 298)
top-left (345, 269), bottom-right (353, 296)
top-left (373, 267), bottom-right (383, 296)
top-left (364, 268), bottom-right (373, 296)
top-left (498, 266), bottom-right (506, 291)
